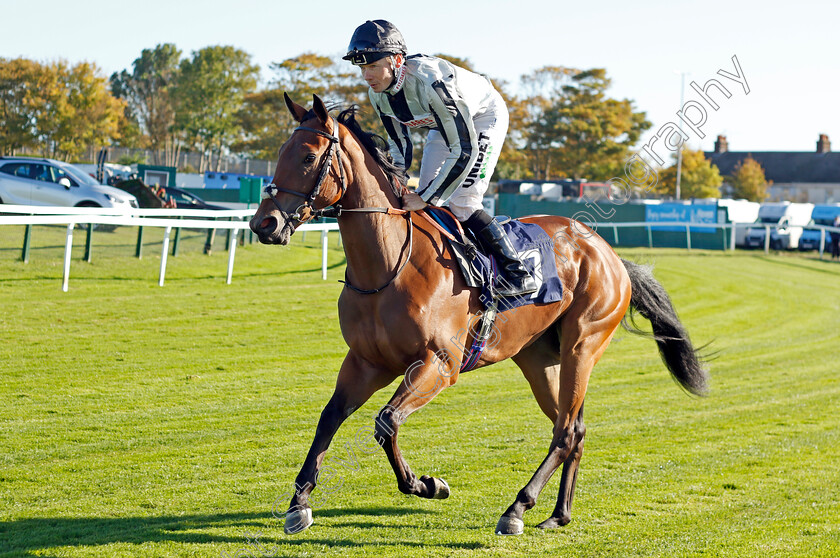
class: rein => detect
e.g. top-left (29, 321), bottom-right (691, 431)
top-left (262, 117), bottom-right (412, 295)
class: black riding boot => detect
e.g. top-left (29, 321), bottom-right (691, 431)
top-left (464, 210), bottom-right (537, 297)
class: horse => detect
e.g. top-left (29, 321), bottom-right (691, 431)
top-left (249, 93), bottom-right (709, 536)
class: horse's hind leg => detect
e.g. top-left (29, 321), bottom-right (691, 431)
top-left (496, 306), bottom-right (621, 535)
top-left (493, 328), bottom-right (567, 535)
top-left (536, 401), bottom-right (585, 529)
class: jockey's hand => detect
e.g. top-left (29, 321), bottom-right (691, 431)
top-left (401, 191), bottom-right (428, 212)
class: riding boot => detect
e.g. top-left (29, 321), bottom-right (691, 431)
top-left (471, 216), bottom-right (538, 297)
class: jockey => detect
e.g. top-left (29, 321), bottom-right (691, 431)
top-left (344, 20), bottom-right (537, 297)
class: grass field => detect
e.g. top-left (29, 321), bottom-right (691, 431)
top-left (1, 224), bottom-right (839, 557)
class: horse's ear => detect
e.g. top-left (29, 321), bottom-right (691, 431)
top-left (312, 94), bottom-right (330, 125)
top-left (284, 92), bottom-right (308, 123)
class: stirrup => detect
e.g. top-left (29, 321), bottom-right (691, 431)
top-left (496, 273), bottom-right (537, 297)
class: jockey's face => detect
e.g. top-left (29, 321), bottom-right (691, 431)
top-left (359, 57), bottom-right (395, 93)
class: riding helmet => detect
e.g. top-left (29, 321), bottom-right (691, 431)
top-left (343, 20), bottom-right (407, 65)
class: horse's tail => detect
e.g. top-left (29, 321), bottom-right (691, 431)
top-left (620, 259), bottom-right (710, 396)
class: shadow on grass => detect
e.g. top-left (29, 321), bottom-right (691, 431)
top-left (0, 507), bottom-right (483, 555)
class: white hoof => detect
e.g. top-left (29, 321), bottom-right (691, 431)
top-left (284, 508), bottom-right (313, 534)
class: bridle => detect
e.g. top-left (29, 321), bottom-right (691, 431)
top-left (261, 116), bottom-right (412, 295)
top-left (262, 117), bottom-right (346, 223)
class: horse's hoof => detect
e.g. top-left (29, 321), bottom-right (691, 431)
top-left (420, 475), bottom-right (450, 499)
top-left (432, 477), bottom-right (450, 499)
top-left (495, 515), bottom-right (524, 535)
top-left (284, 508), bottom-right (313, 535)
top-left (536, 516), bottom-right (569, 529)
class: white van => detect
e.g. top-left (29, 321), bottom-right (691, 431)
top-left (718, 199), bottom-right (761, 247)
top-left (799, 204), bottom-right (840, 251)
top-left (745, 202), bottom-right (814, 250)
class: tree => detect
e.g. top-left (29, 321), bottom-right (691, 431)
top-left (110, 44), bottom-right (182, 161)
top-left (727, 156), bottom-right (770, 201)
top-left (175, 46), bottom-right (259, 171)
top-left (24, 61), bottom-right (125, 160)
top-left (525, 67), bottom-right (650, 180)
top-left (0, 58), bottom-right (47, 155)
top-left (235, 53), bottom-right (372, 160)
top-left (517, 66), bottom-right (576, 179)
top-left (657, 148), bottom-right (723, 199)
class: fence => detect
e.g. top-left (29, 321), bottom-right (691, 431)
top-left (0, 205), bottom-right (339, 291)
top-left (2, 206), bottom-right (838, 292)
top-left (591, 221), bottom-right (840, 256)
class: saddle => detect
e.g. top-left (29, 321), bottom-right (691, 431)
top-left (419, 207), bottom-right (564, 372)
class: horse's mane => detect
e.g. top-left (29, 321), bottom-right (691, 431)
top-left (335, 106), bottom-right (408, 189)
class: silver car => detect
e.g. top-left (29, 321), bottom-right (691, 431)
top-left (0, 157), bottom-right (138, 208)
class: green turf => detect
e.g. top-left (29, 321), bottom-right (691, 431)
top-left (1, 224), bottom-right (839, 557)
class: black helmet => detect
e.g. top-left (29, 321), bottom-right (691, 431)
top-left (343, 20), bottom-right (407, 65)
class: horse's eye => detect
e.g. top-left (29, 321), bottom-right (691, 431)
top-left (304, 153), bottom-right (317, 164)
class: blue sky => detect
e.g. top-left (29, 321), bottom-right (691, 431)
top-left (3, 0), bottom-right (837, 154)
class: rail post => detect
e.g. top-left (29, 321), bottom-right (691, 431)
top-left (21, 224), bottom-right (32, 263)
top-left (226, 227), bottom-right (238, 285)
top-left (135, 227), bottom-right (144, 259)
top-left (159, 226), bottom-right (172, 286)
top-left (764, 225), bottom-right (771, 253)
top-left (84, 223), bottom-right (94, 262)
top-left (819, 228), bottom-right (826, 259)
top-left (321, 228), bottom-right (329, 280)
top-left (172, 216), bottom-right (182, 256)
top-left (62, 224), bottom-right (74, 292)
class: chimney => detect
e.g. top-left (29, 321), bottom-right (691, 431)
top-left (714, 135), bottom-right (728, 153)
top-left (817, 134), bottom-right (831, 153)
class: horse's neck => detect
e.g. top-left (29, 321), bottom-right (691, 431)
top-left (338, 162), bottom-right (407, 291)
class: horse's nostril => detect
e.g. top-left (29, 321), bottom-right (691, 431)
top-left (260, 217), bottom-right (273, 231)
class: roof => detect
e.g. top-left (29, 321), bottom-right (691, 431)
top-left (704, 151), bottom-right (840, 183)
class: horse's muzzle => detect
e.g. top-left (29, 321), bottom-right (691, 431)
top-left (249, 211), bottom-right (294, 245)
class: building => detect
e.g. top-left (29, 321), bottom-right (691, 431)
top-left (705, 134), bottom-right (840, 203)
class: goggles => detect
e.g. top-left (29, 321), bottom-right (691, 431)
top-left (347, 51), bottom-right (392, 66)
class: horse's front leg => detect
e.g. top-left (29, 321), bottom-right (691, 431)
top-left (374, 353), bottom-right (456, 500)
top-left (284, 351), bottom-right (394, 534)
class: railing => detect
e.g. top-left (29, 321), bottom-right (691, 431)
top-left (3, 205), bottom-right (839, 291)
top-left (0, 205), bottom-right (339, 291)
top-left (584, 221), bottom-right (840, 256)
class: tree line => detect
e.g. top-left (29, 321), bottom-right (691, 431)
top-left (0, 44), bottom-right (769, 200)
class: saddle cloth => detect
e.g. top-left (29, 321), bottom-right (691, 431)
top-left (422, 207), bottom-right (563, 311)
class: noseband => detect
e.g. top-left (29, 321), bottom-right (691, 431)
top-left (262, 117), bottom-right (346, 223)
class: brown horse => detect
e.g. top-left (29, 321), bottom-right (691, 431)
top-left (250, 94), bottom-right (708, 535)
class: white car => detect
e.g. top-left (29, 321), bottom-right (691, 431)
top-left (0, 157), bottom-right (138, 208)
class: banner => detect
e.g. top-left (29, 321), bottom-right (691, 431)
top-left (645, 204), bottom-right (719, 233)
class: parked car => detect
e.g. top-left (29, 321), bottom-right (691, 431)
top-left (160, 186), bottom-right (228, 210)
top-left (0, 156), bottom-right (138, 209)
